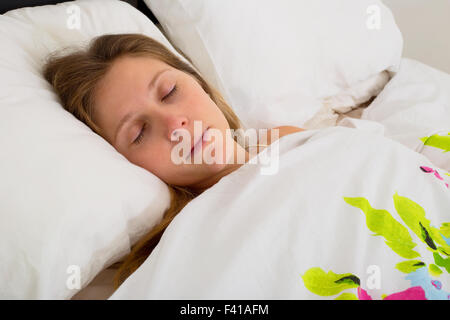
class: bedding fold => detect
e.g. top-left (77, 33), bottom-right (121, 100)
top-left (361, 58), bottom-right (450, 172)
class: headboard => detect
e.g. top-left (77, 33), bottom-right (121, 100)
top-left (0, 0), bottom-right (160, 25)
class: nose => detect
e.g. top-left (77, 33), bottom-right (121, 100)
top-left (166, 114), bottom-right (189, 141)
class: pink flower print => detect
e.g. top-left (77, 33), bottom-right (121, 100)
top-left (420, 166), bottom-right (449, 188)
top-left (357, 287), bottom-right (372, 300)
top-left (420, 166), bottom-right (434, 173)
top-left (434, 171), bottom-right (444, 180)
top-left (431, 280), bottom-right (442, 290)
top-left (383, 286), bottom-right (427, 300)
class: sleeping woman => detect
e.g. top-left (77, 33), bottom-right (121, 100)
top-left (42, 33), bottom-right (305, 289)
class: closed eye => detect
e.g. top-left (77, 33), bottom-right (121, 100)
top-left (133, 123), bottom-right (146, 145)
top-left (162, 84), bottom-right (177, 101)
top-left (132, 85), bottom-right (177, 145)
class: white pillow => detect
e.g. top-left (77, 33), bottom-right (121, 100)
top-left (144, 0), bottom-right (403, 130)
top-left (0, 0), bottom-right (190, 299)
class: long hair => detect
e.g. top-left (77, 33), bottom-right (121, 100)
top-left (42, 33), bottom-right (246, 289)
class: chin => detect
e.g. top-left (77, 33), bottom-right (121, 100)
top-left (203, 160), bottom-right (228, 173)
top-left (202, 142), bottom-right (235, 167)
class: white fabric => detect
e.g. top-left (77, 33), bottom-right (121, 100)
top-left (0, 0), bottom-right (188, 299)
top-left (144, 0), bottom-right (403, 130)
top-left (358, 58), bottom-right (450, 172)
top-left (110, 126), bottom-right (450, 299)
top-left (301, 71), bottom-right (391, 130)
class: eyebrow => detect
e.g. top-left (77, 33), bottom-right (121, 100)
top-left (114, 68), bottom-right (170, 145)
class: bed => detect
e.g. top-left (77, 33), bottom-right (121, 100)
top-left (1, 0), bottom-right (449, 300)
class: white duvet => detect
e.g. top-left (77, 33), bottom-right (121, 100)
top-left (340, 58), bottom-right (450, 172)
top-left (110, 124), bottom-right (450, 300)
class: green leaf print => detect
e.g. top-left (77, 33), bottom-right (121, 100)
top-left (395, 260), bottom-right (425, 274)
top-left (301, 267), bottom-right (360, 296)
top-left (393, 193), bottom-right (450, 254)
top-left (433, 252), bottom-right (450, 273)
top-left (428, 264), bottom-right (443, 277)
top-left (419, 132), bottom-right (450, 153)
top-left (440, 223), bottom-right (450, 238)
top-left (343, 197), bottom-right (419, 259)
top-left (335, 292), bottom-right (358, 300)
top-left (302, 192), bottom-right (450, 299)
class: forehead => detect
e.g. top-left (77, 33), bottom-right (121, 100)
top-left (100, 55), bottom-right (168, 90)
top-left (93, 56), bottom-right (168, 124)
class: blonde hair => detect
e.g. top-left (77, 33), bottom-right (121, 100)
top-left (42, 33), bottom-right (247, 288)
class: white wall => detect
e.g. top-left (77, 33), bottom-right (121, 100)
top-left (382, 0), bottom-right (450, 74)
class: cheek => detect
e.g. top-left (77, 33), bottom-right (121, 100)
top-left (191, 95), bottom-right (225, 128)
top-left (184, 83), bottom-right (212, 111)
top-left (184, 93), bottom-right (203, 114)
top-left (189, 89), bottom-right (228, 124)
top-left (130, 145), bottom-right (176, 177)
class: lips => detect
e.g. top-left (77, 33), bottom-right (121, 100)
top-left (188, 126), bottom-right (209, 158)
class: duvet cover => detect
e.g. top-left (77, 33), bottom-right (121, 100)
top-left (110, 125), bottom-right (450, 300)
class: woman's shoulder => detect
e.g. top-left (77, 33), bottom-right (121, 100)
top-left (264, 126), bottom-right (306, 145)
top-left (245, 126), bottom-right (306, 153)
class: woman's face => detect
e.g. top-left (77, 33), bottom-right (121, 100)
top-left (93, 55), bottom-right (245, 189)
